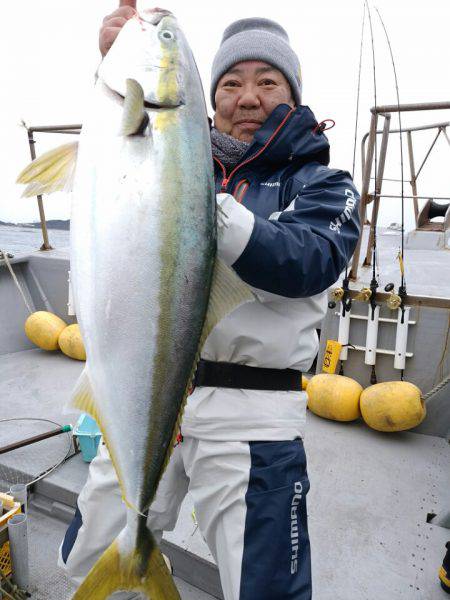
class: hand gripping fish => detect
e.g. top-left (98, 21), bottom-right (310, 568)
top-left (17, 9), bottom-right (252, 599)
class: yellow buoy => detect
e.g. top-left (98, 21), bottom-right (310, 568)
top-left (360, 381), bottom-right (425, 432)
top-left (306, 373), bottom-right (362, 422)
top-left (302, 375), bottom-right (309, 391)
top-left (24, 311), bottom-right (67, 351)
top-left (58, 324), bottom-right (86, 361)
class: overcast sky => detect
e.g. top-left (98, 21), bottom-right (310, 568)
top-left (1, 0), bottom-right (450, 232)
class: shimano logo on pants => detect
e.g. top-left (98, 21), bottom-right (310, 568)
top-left (290, 481), bottom-right (303, 574)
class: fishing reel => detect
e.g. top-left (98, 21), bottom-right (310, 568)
top-left (384, 283), bottom-right (401, 310)
top-left (385, 283), bottom-right (401, 308)
top-left (328, 287), bottom-right (344, 309)
top-left (327, 278), bottom-right (352, 312)
top-left (354, 287), bottom-right (372, 302)
top-left (384, 282), bottom-right (407, 312)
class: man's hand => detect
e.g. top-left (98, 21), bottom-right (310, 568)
top-left (99, 0), bottom-right (136, 58)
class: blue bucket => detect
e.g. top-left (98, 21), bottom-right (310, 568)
top-left (74, 414), bottom-right (102, 462)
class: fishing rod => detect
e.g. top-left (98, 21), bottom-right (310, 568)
top-left (375, 6), bottom-right (409, 381)
top-left (359, 0), bottom-right (381, 385)
top-left (328, 1), bottom-right (366, 376)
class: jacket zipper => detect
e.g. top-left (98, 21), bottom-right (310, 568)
top-left (233, 179), bottom-right (249, 204)
top-left (213, 107), bottom-right (296, 193)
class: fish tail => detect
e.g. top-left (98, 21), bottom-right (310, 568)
top-left (72, 527), bottom-right (180, 600)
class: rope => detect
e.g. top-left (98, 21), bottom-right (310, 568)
top-left (0, 251), bottom-right (33, 315)
top-left (422, 373), bottom-right (450, 401)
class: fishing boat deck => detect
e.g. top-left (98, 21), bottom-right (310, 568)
top-left (1, 347), bottom-right (449, 599)
top-left (352, 225), bottom-right (450, 298)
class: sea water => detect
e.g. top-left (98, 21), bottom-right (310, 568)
top-left (0, 225), bottom-right (69, 255)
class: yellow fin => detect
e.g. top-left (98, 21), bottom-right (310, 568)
top-left (200, 258), bottom-right (254, 349)
top-left (120, 78), bottom-right (149, 136)
top-left (70, 368), bottom-right (128, 501)
top-left (72, 530), bottom-right (180, 600)
top-left (17, 141), bottom-right (78, 197)
top-left (70, 368), bottom-right (100, 422)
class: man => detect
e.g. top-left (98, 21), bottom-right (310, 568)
top-left (59, 4), bottom-right (360, 599)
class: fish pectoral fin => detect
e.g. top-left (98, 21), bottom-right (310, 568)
top-left (200, 258), bottom-right (255, 348)
top-left (70, 367), bottom-right (101, 424)
top-left (16, 141), bottom-right (78, 197)
top-left (72, 526), bottom-right (180, 600)
top-left (120, 78), bottom-right (150, 136)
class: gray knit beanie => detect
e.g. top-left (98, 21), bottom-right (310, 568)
top-left (210, 18), bottom-right (302, 109)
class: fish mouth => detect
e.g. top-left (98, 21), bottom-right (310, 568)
top-left (142, 96), bottom-right (182, 110)
top-left (106, 85), bottom-right (182, 110)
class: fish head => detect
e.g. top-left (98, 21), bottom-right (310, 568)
top-left (98, 9), bottom-right (187, 109)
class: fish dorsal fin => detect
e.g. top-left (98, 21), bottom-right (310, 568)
top-left (200, 258), bottom-right (254, 349)
top-left (120, 78), bottom-right (149, 136)
top-left (16, 141), bottom-right (78, 197)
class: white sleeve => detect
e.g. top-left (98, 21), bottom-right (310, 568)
top-left (216, 193), bottom-right (255, 266)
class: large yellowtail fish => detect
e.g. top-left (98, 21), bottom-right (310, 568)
top-left (17, 8), bottom-right (252, 599)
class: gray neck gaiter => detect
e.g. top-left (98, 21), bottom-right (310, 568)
top-left (210, 127), bottom-right (250, 172)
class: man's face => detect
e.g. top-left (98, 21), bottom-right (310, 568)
top-left (214, 60), bottom-right (295, 142)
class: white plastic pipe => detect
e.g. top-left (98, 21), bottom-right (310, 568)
top-left (364, 305), bottom-right (380, 366)
top-left (338, 309), bottom-right (351, 360)
top-left (9, 483), bottom-right (27, 514)
top-left (394, 306), bottom-right (411, 370)
top-left (67, 270), bottom-right (75, 316)
top-left (8, 513), bottom-right (29, 590)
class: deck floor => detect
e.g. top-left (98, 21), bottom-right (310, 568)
top-left (1, 348), bottom-right (449, 599)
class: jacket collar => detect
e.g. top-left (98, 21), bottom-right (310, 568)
top-left (237, 103), bottom-right (330, 168)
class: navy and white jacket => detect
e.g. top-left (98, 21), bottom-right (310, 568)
top-left (182, 103), bottom-right (361, 442)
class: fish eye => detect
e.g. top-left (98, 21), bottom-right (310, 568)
top-left (160, 30), bottom-right (174, 41)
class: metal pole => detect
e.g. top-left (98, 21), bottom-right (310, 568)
top-left (373, 100), bottom-right (450, 114)
top-left (374, 194), bottom-right (450, 200)
top-left (27, 130), bottom-right (53, 251)
top-left (0, 425), bottom-right (72, 455)
top-left (407, 131), bottom-right (419, 227)
top-left (364, 114), bottom-right (391, 266)
top-left (7, 514), bottom-right (29, 591)
top-left (415, 128), bottom-right (442, 181)
top-left (350, 111), bottom-right (378, 280)
top-left (443, 128), bottom-right (450, 147)
top-left (361, 134), bottom-right (367, 177)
